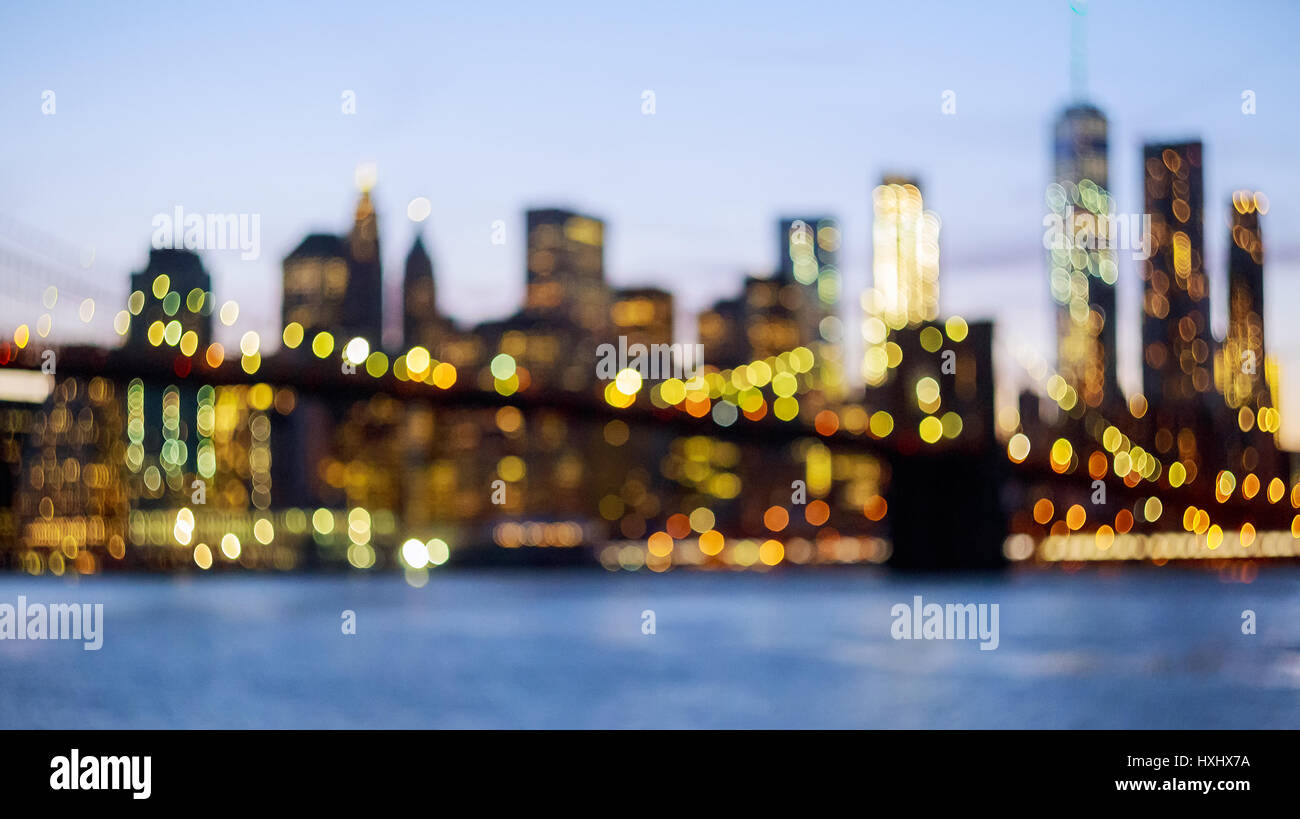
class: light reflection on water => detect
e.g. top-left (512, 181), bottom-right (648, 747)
top-left (0, 568), bottom-right (1296, 728)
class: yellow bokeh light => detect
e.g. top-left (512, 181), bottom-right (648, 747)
top-left (1007, 433), bottom-right (1030, 463)
top-left (498, 455), bottom-right (526, 482)
top-left (1050, 438), bottom-right (1073, 472)
top-left (688, 507), bottom-right (715, 533)
top-left (615, 367), bottom-right (643, 396)
top-left (343, 337), bottom-right (370, 365)
top-left (405, 346), bottom-right (431, 375)
top-left (869, 411), bottom-right (894, 437)
top-left (758, 539), bottom-right (784, 566)
top-left (945, 315), bottom-right (969, 342)
top-left (919, 415), bottom-right (942, 444)
top-left (312, 332), bottom-right (335, 358)
top-left (1144, 497), bottom-right (1162, 522)
top-left (219, 301), bottom-right (239, 326)
top-left (282, 322), bottom-right (304, 349)
top-left (432, 362), bottom-right (457, 389)
top-left (1065, 504), bottom-right (1085, 530)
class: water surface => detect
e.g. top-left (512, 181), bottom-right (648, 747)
top-left (0, 569), bottom-right (1295, 728)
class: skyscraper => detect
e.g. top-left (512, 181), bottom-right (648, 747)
top-left (863, 178), bottom-right (939, 387)
top-left (610, 287), bottom-right (673, 351)
top-left (344, 184), bottom-right (384, 344)
top-left (1141, 141), bottom-right (1211, 408)
top-left (282, 233), bottom-right (350, 340)
top-left (777, 217), bottom-right (843, 397)
top-left (126, 248), bottom-right (213, 353)
top-left (698, 293), bottom-right (747, 370)
top-left (776, 217), bottom-right (840, 335)
top-left (523, 208), bottom-right (607, 335)
top-left (1214, 190), bottom-right (1284, 478)
top-left (1218, 191), bottom-right (1269, 409)
top-left (1049, 103), bottom-right (1119, 408)
top-left (403, 234), bottom-right (447, 354)
top-left (743, 275), bottom-right (801, 361)
top-left (281, 172), bottom-right (385, 347)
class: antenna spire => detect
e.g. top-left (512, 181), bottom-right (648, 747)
top-left (1070, 1), bottom-right (1088, 102)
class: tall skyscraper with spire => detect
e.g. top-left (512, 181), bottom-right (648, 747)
top-left (281, 167), bottom-right (384, 348)
top-left (344, 167), bottom-right (384, 344)
top-left (1049, 104), bottom-right (1118, 408)
top-left (1048, 4), bottom-right (1119, 408)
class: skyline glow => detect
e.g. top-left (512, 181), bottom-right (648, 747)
top-left (3, 0), bottom-right (1299, 443)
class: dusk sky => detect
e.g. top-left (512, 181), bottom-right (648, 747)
top-left (3, 0), bottom-right (1299, 442)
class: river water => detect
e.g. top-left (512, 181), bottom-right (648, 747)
top-left (0, 568), bottom-right (1296, 728)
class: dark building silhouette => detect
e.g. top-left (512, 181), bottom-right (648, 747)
top-left (867, 320), bottom-right (996, 449)
top-left (696, 215), bottom-right (841, 377)
top-left (1141, 141), bottom-right (1211, 409)
top-left (282, 233), bottom-right (350, 338)
top-left (698, 293), bottom-right (748, 370)
top-left (126, 248), bottom-right (213, 353)
top-left (877, 319), bottom-right (1005, 570)
top-left (609, 287), bottom-right (673, 350)
top-left (474, 311), bottom-right (593, 392)
top-left (1141, 140), bottom-right (1218, 477)
top-left (1050, 103), bottom-right (1119, 408)
top-left (743, 275), bottom-right (801, 361)
top-left (281, 185), bottom-right (385, 347)
top-left (403, 234), bottom-right (451, 354)
top-left (776, 216), bottom-right (839, 343)
top-left (1219, 191), bottom-right (1269, 410)
top-left (1214, 190), bottom-right (1286, 480)
top-left (344, 188), bottom-right (384, 343)
top-left (488, 207), bottom-right (610, 391)
top-left (777, 216), bottom-right (844, 397)
top-left (523, 208), bottom-right (607, 335)
top-left (697, 272), bottom-right (803, 371)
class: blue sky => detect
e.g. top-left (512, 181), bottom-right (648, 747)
top-left (3, 0), bottom-right (1298, 440)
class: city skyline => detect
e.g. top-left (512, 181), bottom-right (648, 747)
top-left (9, 0), bottom-right (1300, 751)
top-left (2, 144), bottom-right (1290, 457)
top-left (4, 0), bottom-right (1299, 421)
